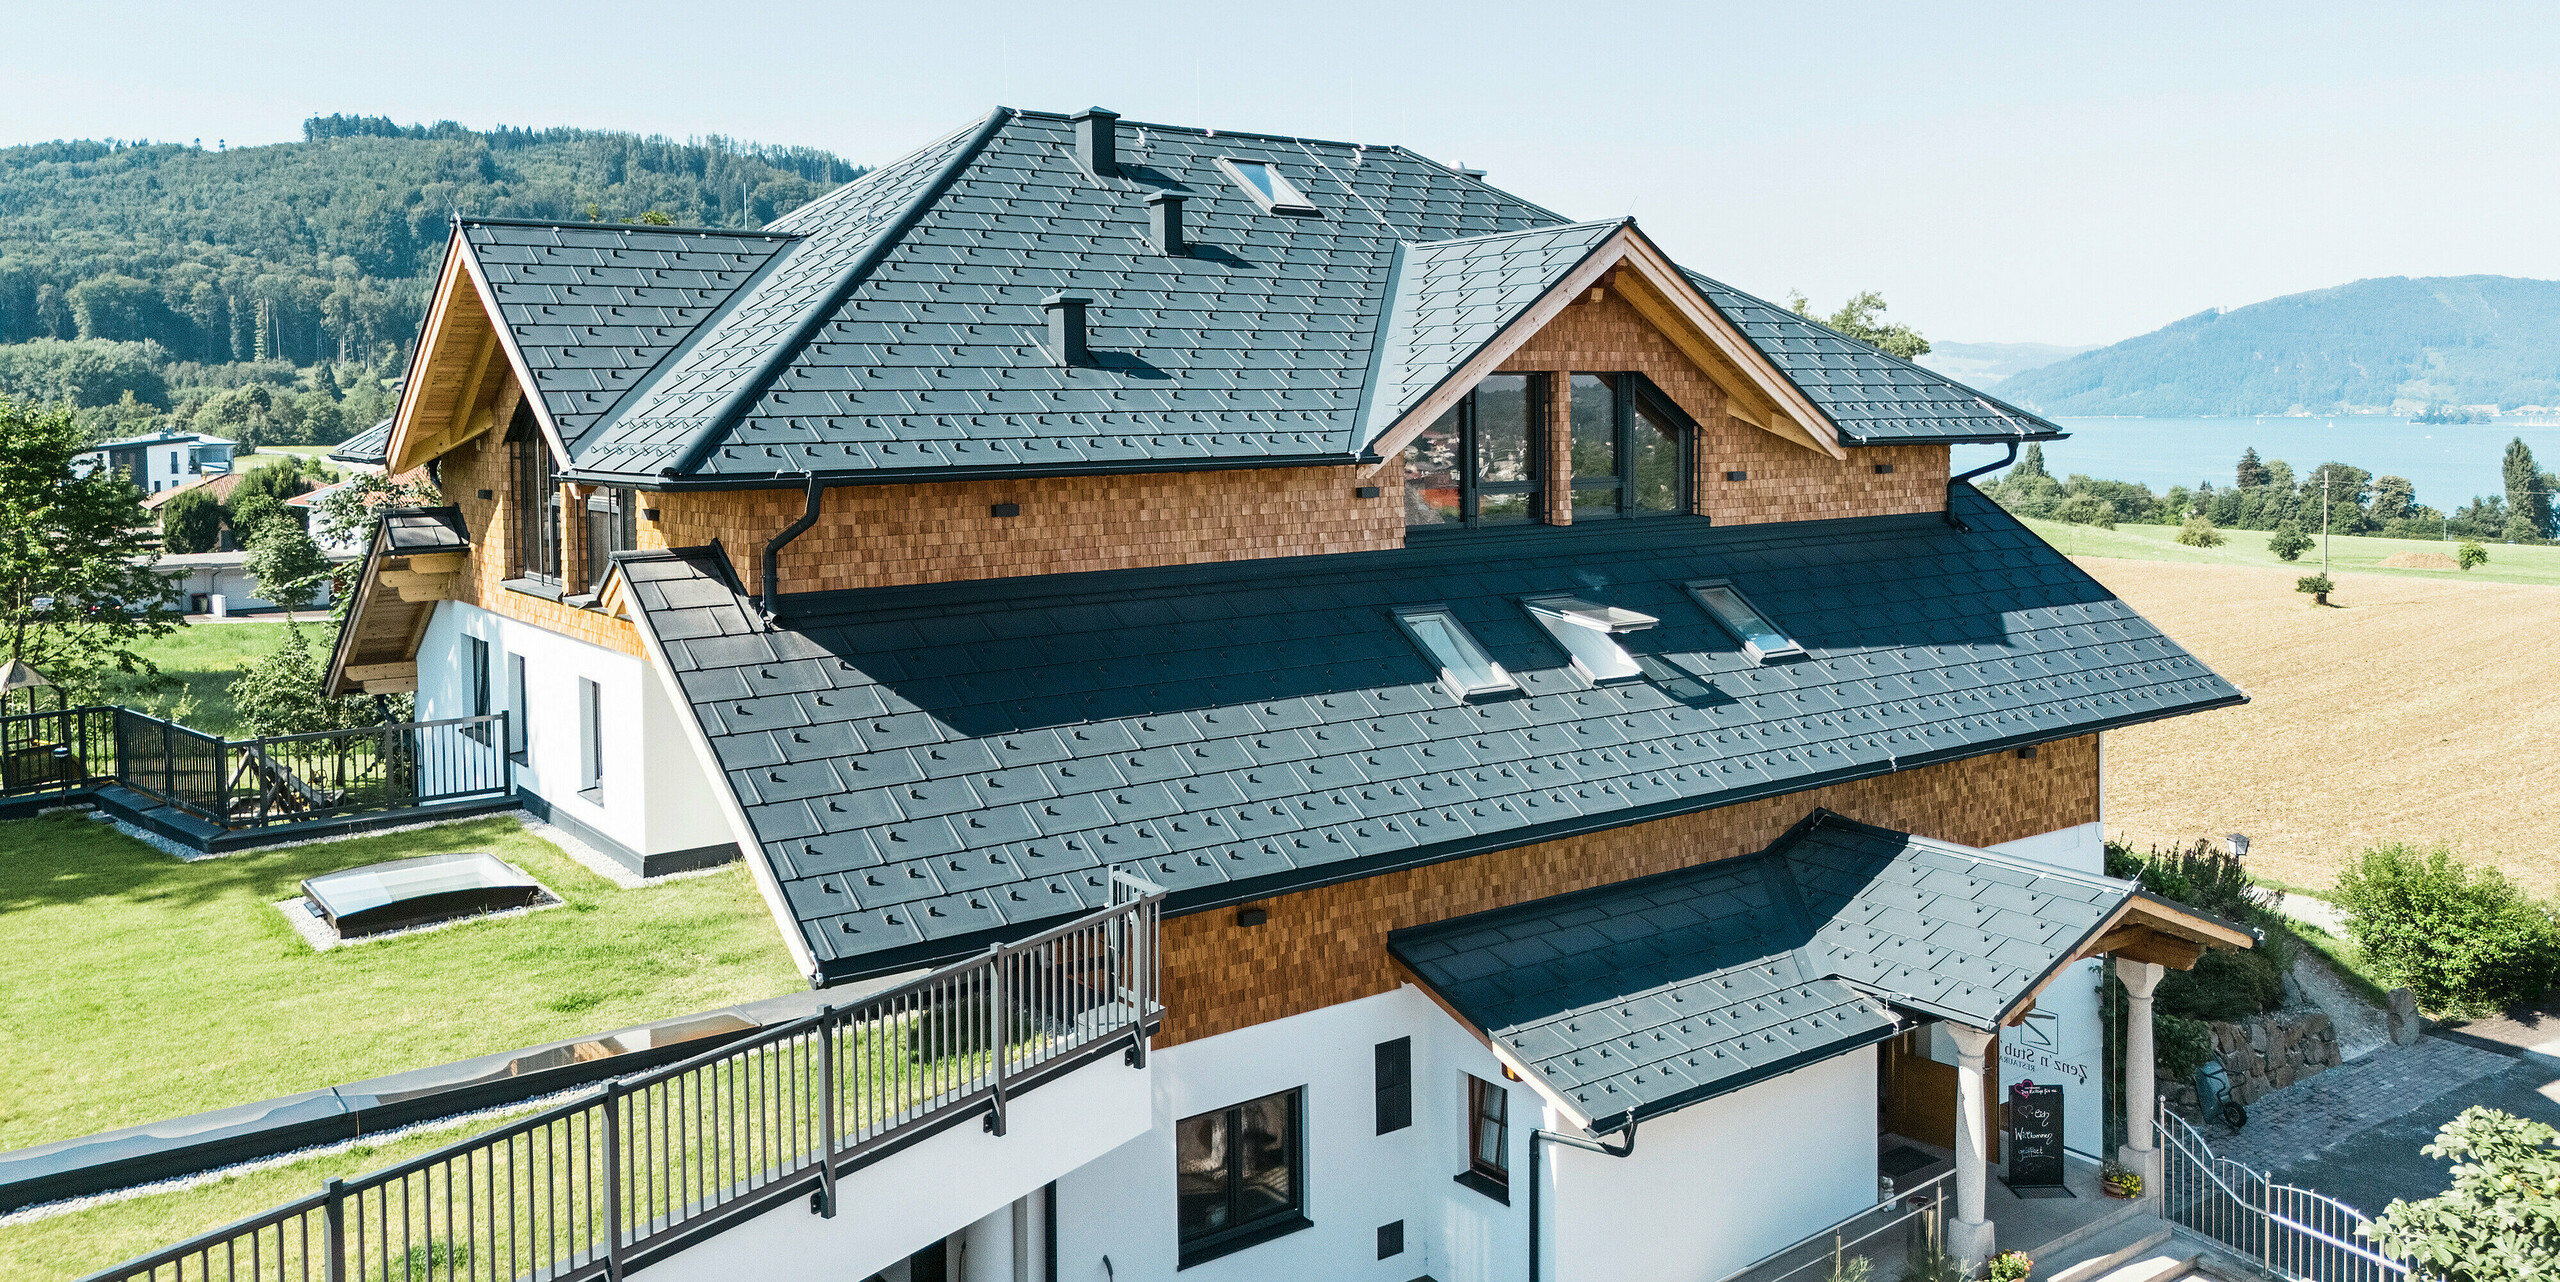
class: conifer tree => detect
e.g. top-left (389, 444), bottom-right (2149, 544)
top-left (2236, 447), bottom-right (2270, 489)
top-left (2505, 438), bottom-right (2554, 538)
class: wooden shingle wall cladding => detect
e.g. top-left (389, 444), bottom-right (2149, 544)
top-left (640, 468), bottom-right (1403, 598)
top-left (1496, 286), bottom-right (1951, 527)
top-left (435, 386), bottom-right (647, 660)
top-left (1154, 733), bottom-right (2101, 1049)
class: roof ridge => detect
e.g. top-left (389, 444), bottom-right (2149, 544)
top-left (657, 106), bottom-right (1017, 479)
top-left (455, 213), bottom-right (797, 240)
top-left (1402, 216), bottom-right (1625, 251)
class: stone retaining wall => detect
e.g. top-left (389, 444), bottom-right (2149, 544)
top-left (2165, 1008), bottom-right (2344, 1109)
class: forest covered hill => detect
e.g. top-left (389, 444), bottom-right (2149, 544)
top-left (0, 115), bottom-right (861, 443)
top-left (1996, 275), bottom-right (2560, 416)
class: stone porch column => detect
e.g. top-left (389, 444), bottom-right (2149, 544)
top-left (1947, 1023), bottom-right (1997, 1270)
top-left (2117, 957), bottom-right (2167, 1197)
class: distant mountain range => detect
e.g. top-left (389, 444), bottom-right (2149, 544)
top-left (1985, 275), bottom-right (2560, 416)
top-left (1912, 341), bottom-right (2096, 387)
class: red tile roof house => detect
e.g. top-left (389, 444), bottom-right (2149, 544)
top-left (100, 106), bottom-right (2253, 1282)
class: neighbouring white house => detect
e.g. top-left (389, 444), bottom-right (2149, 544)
top-left (154, 548), bottom-right (353, 617)
top-left (92, 105), bottom-right (2260, 1282)
top-left (76, 429), bottom-right (236, 494)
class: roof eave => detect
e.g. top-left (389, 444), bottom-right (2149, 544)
top-left (561, 449), bottom-right (1366, 492)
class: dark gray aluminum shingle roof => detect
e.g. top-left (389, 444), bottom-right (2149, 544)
top-left (1684, 273), bottom-right (2059, 445)
top-left (1388, 811), bottom-right (2135, 1127)
top-left (329, 418), bottom-right (392, 466)
top-left (431, 108), bottom-right (2048, 486)
top-left (623, 488), bottom-right (2240, 982)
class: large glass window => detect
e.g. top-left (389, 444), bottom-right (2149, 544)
top-left (1177, 1088), bottom-right (1306, 1266)
top-left (1403, 374), bottom-right (1545, 529)
top-left (1468, 1075), bottom-right (1511, 1182)
top-left (508, 403), bottom-right (561, 585)
top-left (584, 486), bottom-right (637, 588)
top-left (1573, 372), bottom-right (1693, 519)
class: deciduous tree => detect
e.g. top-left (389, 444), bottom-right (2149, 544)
top-left (1788, 291), bottom-right (1930, 360)
top-left (0, 397), bottom-right (182, 699)
top-left (2362, 1107), bottom-right (2560, 1282)
top-left (2267, 521), bottom-right (2312, 561)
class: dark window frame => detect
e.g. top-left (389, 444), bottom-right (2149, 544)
top-left (463, 636), bottom-right (491, 745)
top-left (1404, 373), bottom-right (1550, 531)
top-left (1686, 578), bottom-right (1806, 663)
top-left (508, 405), bottom-right (562, 586)
top-left (1176, 1087), bottom-right (1310, 1270)
top-left (506, 652), bottom-right (528, 762)
top-left (1455, 1073), bottom-right (1512, 1203)
top-left (1570, 371), bottom-right (1696, 520)
top-left (577, 677), bottom-right (604, 801)
top-left (1375, 1038), bottom-right (1413, 1134)
top-left (583, 486), bottom-right (637, 590)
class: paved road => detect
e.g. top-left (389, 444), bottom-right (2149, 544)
top-left (2253, 1046), bottom-right (2560, 1215)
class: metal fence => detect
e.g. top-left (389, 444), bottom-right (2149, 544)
top-left (85, 872), bottom-right (1166, 1282)
top-left (216, 714), bottom-right (512, 829)
top-left (2159, 1105), bottom-right (2408, 1282)
top-left (115, 709), bottom-right (227, 816)
top-left (0, 704), bottom-right (118, 797)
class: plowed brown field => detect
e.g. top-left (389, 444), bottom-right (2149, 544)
top-left (2086, 557), bottom-right (2560, 894)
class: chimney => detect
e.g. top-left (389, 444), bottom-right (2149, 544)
top-left (1146, 191), bottom-right (1186, 256)
top-left (1073, 107), bottom-right (1119, 178)
top-left (1043, 294), bottom-right (1092, 367)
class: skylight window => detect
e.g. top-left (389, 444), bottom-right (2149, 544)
top-left (1218, 157), bottom-right (1318, 215)
top-left (1394, 607), bottom-right (1516, 699)
top-left (1687, 581), bottom-right (1803, 663)
top-left (1524, 596), bottom-right (1656, 683)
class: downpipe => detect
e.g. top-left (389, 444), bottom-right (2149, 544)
top-left (1528, 1116), bottom-right (1637, 1282)
top-left (760, 473), bottom-right (825, 627)
top-left (1944, 439), bottom-right (2019, 531)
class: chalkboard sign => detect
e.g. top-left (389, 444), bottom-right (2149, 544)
top-left (2005, 1082), bottom-right (2070, 1195)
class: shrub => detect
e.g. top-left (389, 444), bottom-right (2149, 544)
top-left (159, 486), bottom-right (222, 554)
top-left (2332, 842), bottom-right (2560, 1016)
top-left (2155, 1012), bottom-right (2216, 1080)
top-left (2054, 495), bottom-right (2117, 529)
top-left (2360, 1107), bottom-right (2560, 1282)
top-left (1987, 1251), bottom-right (2034, 1282)
top-left (2268, 521), bottom-right (2313, 560)
top-left (2298, 572), bottom-right (2335, 604)
top-left (2458, 540), bottom-right (2489, 571)
top-left (2175, 513), bottom-right (2226, 547)
top-left (2159, 947), bottom-right (2288, 1021)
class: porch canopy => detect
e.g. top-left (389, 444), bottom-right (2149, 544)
top-left (1390, 810), bottom-right (2250, 1134)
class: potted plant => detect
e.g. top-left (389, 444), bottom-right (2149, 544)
top-left (2101, 1162), bottom-right (2144, 1199)
top-left (1988, 1250), bottom-right (2034, 1282)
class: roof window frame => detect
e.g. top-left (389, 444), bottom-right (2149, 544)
top-left (1216, 156), bottom-right (1321, 216)
top-left (1392, 605), bottom-right (1518, 701)
top-left (1522, 595), bottom-right (1654, 684)
top-left (1685, 579), bottom-right (1804, 663)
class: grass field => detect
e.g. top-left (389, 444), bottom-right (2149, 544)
top-left (2022, 517), bottom-right (2560, 587)
top-left (2076, 550), bottom-right (2560, 898)
top-left (0, 813), bottom-right (799, 1156)
top-left (94, 621), bottom-right (297, 738)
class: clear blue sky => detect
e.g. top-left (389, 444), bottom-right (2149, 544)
top-left (9, 1), bottom-right (2558, 346)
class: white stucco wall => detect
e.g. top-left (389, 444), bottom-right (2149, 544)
top-left (645, 1053), bottom-right (1153, 1282)
top-left (1054, 985), bottom-right (1527, 1282)
top-left (419, 601), bottom-right (725, 861)
top-left (1989, 822), bottom-right (2108, 1159)
top-left (1542, 1049), bottom-right (1878, 1282)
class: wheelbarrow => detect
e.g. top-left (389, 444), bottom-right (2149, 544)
top-left (2195, 1060), bottom-right (2246, 1129)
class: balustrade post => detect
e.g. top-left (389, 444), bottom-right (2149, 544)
top-left (322, 1176), bottom-right (346, 1282)
top-left (602, 1078), bottom-right (625, 1280)
top-left (816, 1007), bottom-right (839, 1218)
top-left (986, 945), bottom-right (1009, 1136)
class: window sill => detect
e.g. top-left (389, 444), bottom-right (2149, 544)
top-left (578, 786), bottom-right (603, 806)
top-left (501, 577), bottom-right (564, 602)
top-left (1178, 1215), bottom-right (1313, 1270)
top-left (1454, 1169), bottom-right (1511, 1205)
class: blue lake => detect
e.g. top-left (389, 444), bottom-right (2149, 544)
top-left (1951, 417), bottom-right (2560, 513)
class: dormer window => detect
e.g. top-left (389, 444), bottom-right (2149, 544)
top-left (1525, 596), bottom-right (1656, 682)
top-left (1219, 158), bottom-right (1318, 215)
top-left (1394, 607), bottom-right (1515, 700)
top-left (1403, 374), bottom-right (1542, 529)
top-left (1688, 581), bottom-right (1802, 662)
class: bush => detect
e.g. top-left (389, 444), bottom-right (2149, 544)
top-left (2268, 521), bottom-right (2313, 560)
top-left (2175, 513), bottom-right (2226, 547)
top-left (2155, 1012), bottom-right (2216, 1080)
top-left (2361, 1107), bottom-right (2560, 1282)
top-left (2332, 842), bottom-right (2560, 1016)
top-left (159, 486), bottom-right (222, 554)
top-left (2054, 494), bottom-right (2118, 529)
top-left (2458, 540), bottom-right (2489, 571)
top-left (2159, 947), bottom-right (2288, 1021)
top-left (2297, 572), bottom-right (2335, 604)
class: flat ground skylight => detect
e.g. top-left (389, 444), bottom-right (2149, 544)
top-left (1219, 158), bottom-right (1318, 214)
top-left (1394, 607), bottom-right (1515, 699)
top-left (1688, 581), bottom-right (1803, 662)
top-left (302, 851), bottom-right (549, 939)
top-left (1524, 596), bottom-right (1656, 682)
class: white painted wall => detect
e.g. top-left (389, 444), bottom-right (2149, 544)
top-left (1542, 1049), bottom-right (1878, 1282)
top-left (1989, 822), bottom-right (2108, 1159)
top-left (646, 1053), bottom-right (1152, 1282)
top-left (420, 601), bottom-right (724, 861)
top-left (1054, 985), bottom-right (1526, 1282)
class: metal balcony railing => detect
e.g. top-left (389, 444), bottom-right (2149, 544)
top-left (82, 872), bottom-right (1165, 1282)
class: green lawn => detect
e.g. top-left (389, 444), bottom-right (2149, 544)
top-left (0, 813), bottom-right (800, 1157)
top-left (93, 620), bottom-right (298, 739)
top-left (2022, 517), bottom-right (2560, 587)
